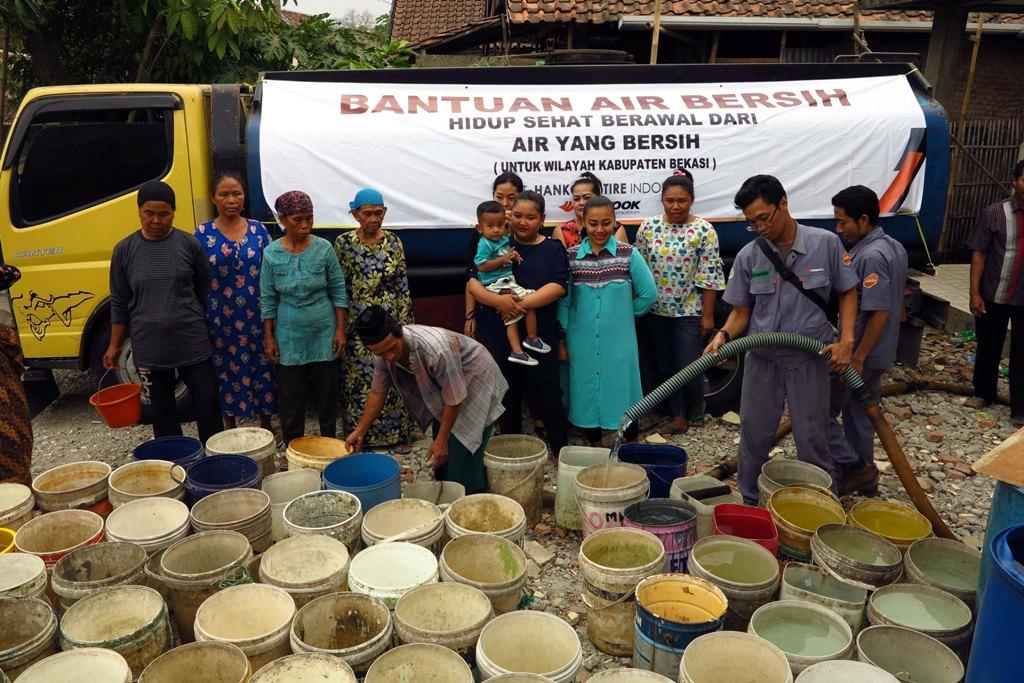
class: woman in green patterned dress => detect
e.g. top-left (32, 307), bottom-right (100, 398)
top-left (335, 188), bottom-right (414, 452)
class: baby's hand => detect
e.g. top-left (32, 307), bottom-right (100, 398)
top-left (506, 248), bottom-right (522, 264)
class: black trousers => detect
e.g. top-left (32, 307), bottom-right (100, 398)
top-left (974, 301), bottom-right (1024, 417)
top-left (497, 349), bottom-right (568, 457)
top-left (140, 358), bottom-right (222, 444)
top-left (277, 360), bottom-right (339, 446)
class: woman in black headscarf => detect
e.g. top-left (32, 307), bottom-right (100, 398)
top-left (1, 264), bottom-right (32, 484)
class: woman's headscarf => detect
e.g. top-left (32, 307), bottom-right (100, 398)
top-left (0, 264), bottom-right (21, 292)
top-left (274, 190), bottom-right (314, 218)
top-left (137, 180), bottom-right (176, 209)
top-left (349, 188), bottom-right (384, 210)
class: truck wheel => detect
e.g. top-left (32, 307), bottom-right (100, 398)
top-left (88, 325), bottom-right (194, 425)
top-left (702, 352), bottom-right (744, 416)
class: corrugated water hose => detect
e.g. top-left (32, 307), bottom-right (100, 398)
top-left (617, 331), bottom-right (955, 539)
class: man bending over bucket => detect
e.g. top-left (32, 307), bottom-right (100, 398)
top-left (345, 305), bottom-right (508, 494)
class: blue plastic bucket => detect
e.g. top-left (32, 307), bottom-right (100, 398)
top-left (618, 444), bottom-right (689, 499)
top-left (183, 454), bottom-right (261, 500)
top-left (977, 481), bottom-right (1024, 611)
top-left (967, 523), bottom-right (1024, 682)
top-left (322, 453), bottom-right (401, 512)
top-left (132, 436), bottom-right (204, 468)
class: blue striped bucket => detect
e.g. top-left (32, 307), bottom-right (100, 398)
top-left (631, 573), bottom-right (727, 679)
top-left (322, 453), bottom-right (401, 512)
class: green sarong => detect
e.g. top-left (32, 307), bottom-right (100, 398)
top-left (431, 421), bottom-right (493, 494)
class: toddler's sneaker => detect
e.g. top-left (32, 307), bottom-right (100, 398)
top-left (522, 337), bottom-right (551, 354)
top-left (508, 351), bottom-right (539, 366)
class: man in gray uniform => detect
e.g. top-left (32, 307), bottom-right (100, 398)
top-left (827, 186), bottom-right (908, 496)
top-left (705, 175), bottom-right (859, 504)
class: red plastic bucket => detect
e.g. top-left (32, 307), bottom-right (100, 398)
top-left (89, 383), bottom-right (142, 428)
top-left (713, 503), bottom-right (779, 557)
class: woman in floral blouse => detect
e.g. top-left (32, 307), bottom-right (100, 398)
top-left (195, 173), bottom-right (277, 432)
top-left (335, 188), bottom-right (414, 452)
top-left (635, 171), bottom-right (725, 433)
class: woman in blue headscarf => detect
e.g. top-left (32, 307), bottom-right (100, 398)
top-left (335, 188), bottom-right (414, 453)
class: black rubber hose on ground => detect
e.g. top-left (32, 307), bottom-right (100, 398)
top-left (619, 332), bottom-right (956, 540)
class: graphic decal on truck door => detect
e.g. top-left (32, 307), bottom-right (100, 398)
top-left (10, 290), bottom-right (95, 340)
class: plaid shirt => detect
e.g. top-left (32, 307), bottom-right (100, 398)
top-left (371, 325), bottom-right (507, 452)
top-left (966, 195), bottom-right (1024, 305)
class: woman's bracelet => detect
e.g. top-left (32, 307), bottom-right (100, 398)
top-left (716, 329), bottom-right (731, 342)
top-left (465, 310), bottom-right (476, 321)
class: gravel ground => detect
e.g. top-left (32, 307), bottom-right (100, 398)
top-left (29, 327), bottom-right (1007, 678)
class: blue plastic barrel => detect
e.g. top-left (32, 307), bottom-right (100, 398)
top-left (132, 436), bottom-right (204, 468)
top-left (977, 481), bottom-right (1024, 611)
top-left (183, 454), bottom-right (261, 500)
top-left (967, 523), bottom-right (1024, 682)
top-left (322, 453), bottom-right (401, 512)
top-left (618, 444), bottom-right (689, 499)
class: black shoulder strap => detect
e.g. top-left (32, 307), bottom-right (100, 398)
top-left (754, 237), bottom-right (831, 315)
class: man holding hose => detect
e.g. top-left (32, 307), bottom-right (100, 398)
top-left (704, 175), bottom-right (859, 505)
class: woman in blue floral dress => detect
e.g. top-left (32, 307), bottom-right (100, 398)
top-left (195, 173), bottom-right (278, 431)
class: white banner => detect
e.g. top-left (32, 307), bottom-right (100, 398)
top-left (259, 75), bottom-right (926, 229)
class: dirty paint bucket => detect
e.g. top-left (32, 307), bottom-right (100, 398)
top-left (0, 554), bottom-right (48, 603)
top-left (484, 675), bottom-right (556, 682)
top-left (108, 460), bottom-right (186, 508)
top-left (206, 427), bottom-right (277, 479)
top-left (104, 497), bottom-right (191, 554)
top-left (289, 592), bottom-right (392, 675)
top-left (361, 498), bottom-right (444, 551)
top-left (261, 469), bottom-right (321, 543)
top-left (445, 493), bottom-right (527, 546)
top-left (623, 499), bottom-right (698, 572)
top-left (249, 652), bottom-right (355, 682)
top-left (768, 487), bottom-right (845, 562)
top-left (0, 483), bottom-right (35, 531)
top-left (632, 573), bottom-right (727, 678)
top-left (14, 509), bottom-right (104, 574)
top-left (849, 500), bottom-right (932, 554)
top-left (366, 642), bottom-right (474, 682)
top-left (404, 481), bottom-right (465, 512)
top-left (189, 488), bottom-right (272, 553)
top-left (712, 503), bottom-right (779, 556)
top-left (476, 610), bottom-right (582, 683)
top-left (0, 597), bottom-right (57, 679)
top-left (688, 535), bottom-right (780, 630)
top-left (904, 538), bottom-right (980, 612)
top-left (794, 660), bottom-right (898, 682)
top-left (322, 453), bottom-right (402, 512)
top-left (194, 583), bottom-right (296, 672)
top-left (282, 490), bottom-right (362, 553)
top-left (59, 584), bottom-right (173, 678)
top-left (133, 436), bottom-right (205, 469)
top-left (51, 542), bottom-right (148, 611)
top-left (555, 446), bottom-right (609, 531)
top-left (670, 475), bottom-right (746, 539)
top-left (158, 530), bottom-right (253, 643)
top-left (679, 631), bottom-right (793, 683)
top-left (184, 455), bottom-right (262, 501)
top-left (439, 533), bottom-right (528, 615)
top-left (977, 480), bottom-right (1024, 611)
top-left (15, 648), bottom-right (132, 683)
top-left (0, 529), bottom-right (12, 554)
top-left (348, 541), bottom-right (438, 609)
top-left (483, 434), bottom-right (548, 529)
top-left (968, 522), bottom-right (1024, 682)
top-left (811, 523), bottom-right (903, 590)
top-left (579, 527), bottom-right (665, 657)
top-left (589, 669), bottom-right (675, 682)
top-left (779, 562), bottom-right (867, 636)
top-left (259, 534), bottom-right (350, 608)
top-left (757, 459), bottom-right (833, 508)
top-left (867, 583), bottom-right (973, 662)
top-left (574, 463), bottom-right (650, 538)
top-left (617, 443), bottom-right (688, 499)
top-left (748, 600), bottom-right (853, 676)
top-left (140, 641), bottom-right (251, 683)
top-left (393, 582), bottom-right (492, 663)
top-left (31, 461), bottom-right (112, 516)
top-left (285, 436), bottom-right (350, 472)
top-left (856, 625), bottom-right (963, 683)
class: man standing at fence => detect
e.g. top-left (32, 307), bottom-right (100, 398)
top-left (966, 161), bottom-right (1024, 425)
top-left (827, 186), bottom-right (908, 496)
top-left (704, 175), bottom-right (859, 505)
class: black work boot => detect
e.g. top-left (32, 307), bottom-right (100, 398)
top-left (839, 462), bottom-right (879, 497)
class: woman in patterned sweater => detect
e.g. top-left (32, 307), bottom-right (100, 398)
top-left (0, 264), bottom-right (32, 485)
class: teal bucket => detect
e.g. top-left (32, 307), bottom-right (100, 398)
top-left (977, 481), bottom-right (1024, 611)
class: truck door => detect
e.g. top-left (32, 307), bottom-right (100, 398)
top-left (0, 92), bottom-right (195, 372)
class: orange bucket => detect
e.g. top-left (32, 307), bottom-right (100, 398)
top-left (89, 383), bottom-right (142, 428)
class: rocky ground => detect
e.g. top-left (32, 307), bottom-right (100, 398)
top-left (29, 327), bottom-right (1009, 679)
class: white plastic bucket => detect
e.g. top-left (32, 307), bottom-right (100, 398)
top-left (259, 534), bottom-right (350, 608)
top-left (0, 483), bottom-right (34, 531)
top-left (249, 652), bottom-right (356, 682)
top-left (51, 541), bottom-right (148, 611)
top-left (282, 490), bottom-right (362, 553)
top-left (289, 592), bottom-right (393, 675)
top-left (866, 583), bottom-right (973, 662)
top-left (574, 463), bottom-right (649, 538)
top-left (780, 562), bottom-right (867, 635)
top-left (348, 541), bottom-right (438, 609)
top-left (483, 434), bottom-right (548, 529)
top-left (189, 488), bottom-right (272, 553)
top-left (206, 427), bottom-right (277, 478)
top-left (748, 600), bottom-right (854, 676)
top-left (393, 582), bottom-right (493, 661)
top-left (795, 660), bottom-right (898, 682)
top-left (366, 642), bottom-right (474, 682)
top-left (680, 631), bottom-right (793, 683)
top-left (688, 535), bottom-right (780, 630)
top-left (589, 668), bottom-right (675, 682)
top-left (445, 494), bottom-right (527, 546)
top-left (107, 460), bottom-right (186, 508)
top-left (856, 625), bottom-right (964, 683)
top-left (405, 481), bottom-right (466, 512)
top-left (0, 554), bottom-right (48, 602)
top-left (439, 533), bottom-right (528, 614)
top-left (476, 611), bottom-right (582, 683)
top-left (555, 446), bottom-right (610, 530)
top-left (104, 497), bottom-right (190, 554)
top-left (194, 583), bottom-right (296, 672)
top-left (261, 469), bottom-right (321, 543)
top-left (757, 459), bottom-right (833, 507)
top-left (31, 461), bottom-right (111, 513)
top-left (15, 648), bottom-right (132, 683)
top-left (285, 436), bottom-right (350, 472)
top-left (140, 642), bottom-right (251, 682)
top-left (0, 596), bottom-right (57, 679)
top-left (361, 498), bottom-right (444, 551)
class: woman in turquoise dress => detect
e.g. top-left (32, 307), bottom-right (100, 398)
top-left (559, 196), bottom-right (657, 446)
top-left (195, 173), bottom-right (277, 431)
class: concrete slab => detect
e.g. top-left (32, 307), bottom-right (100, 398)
top-left (913, 264), bottom-right (973, 332)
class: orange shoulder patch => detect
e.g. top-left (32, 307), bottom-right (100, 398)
top-left (842, 252), bottom-right (853, 266)
top-left (863, 273), bottom-right (879, 288)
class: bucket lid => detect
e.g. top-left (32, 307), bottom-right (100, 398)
top-left (349, 542), bottom-right (438, 591)
top-left (0, 483), bottom-right (33, 513)
top-left (206, 427), bottom-right (275, 455)
top-left (259, 534), bottom-right (349, 588)
top-left (15, 648), bottom-right (132, 683)
top-left (0, 553), bottom-right (46, 591)
top-left (105, 497), bottom-right (190, 540)
top-left (250, 652), bottom-right (356, 682)
top-left (363, 498), bottom-right (443, 540)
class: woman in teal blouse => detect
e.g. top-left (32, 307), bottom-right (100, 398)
top-left (261, 190), bottom-right (349, 446)
top-left (559, 196), bottom-right (657, 446)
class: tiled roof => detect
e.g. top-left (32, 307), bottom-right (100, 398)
top-left (391, 0), bottom-right (489, 45)
top-left (280, 9), bottom-right (311, 26)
